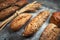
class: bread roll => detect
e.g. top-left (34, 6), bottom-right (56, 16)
top-left (10, 13), bottom-right (32, 31)
top-left (23, 10), bottom-right (50, 36)
top-left (50, 12), bottom-right (60, 27)
top-left (40, 23), bottom-right (60, 40)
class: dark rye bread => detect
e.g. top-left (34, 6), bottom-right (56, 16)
top-left (0, 0), bottom-right (17, 10)
top-left (40, 23), bottom-right (60, 40)
top-left (0, 6), bottom-right (19, 20)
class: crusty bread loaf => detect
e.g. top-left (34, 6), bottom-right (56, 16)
top-left (0, 0), bottom-right (17, 10)
top-left (0, 0), bottom-right (5, 3)
top-left (23, 10), bottom-right (50, 36)
top-left (40, 23), bottom-right (60, 40)
top-left (0, 6), bottom-right (19, 20)
top-left (15, 0), bottom-right (28, 7)
top-left (10, 13), bottom-right (32, 31)
top-left (50, 12), bottom-right (60, 27)
top-left (0, 0), bottom-right (28, 20)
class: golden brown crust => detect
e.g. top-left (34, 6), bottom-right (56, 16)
top-left (0, 6), bottom-right (19, 20)
top-left (0, 0), bottom-right (28, 20)
top-left (40, 23), bottom-right (60, 40)
top-left (0, 0), bottom-right (28, 10)
top-left (10, 13), bottom-right (32, 31)
top-left (50, 12), bottom-right (60, 27)
top-left (23, 10), bottom-right (50, 36)
top-left (0, 0), bottom-right (17, 10)
top-left (15, 0), bottom-right (28, 7)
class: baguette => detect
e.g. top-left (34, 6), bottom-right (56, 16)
top-left (40, 23), bottom-right (60, 40)
top-left (0, 6), bottom-right (19, 20)
top-left (23, 10), bottom-right (50, 36)
top-left (0, 0), bottom-right (17, 10)
top-left (10, 13), bottom-right (32, 31)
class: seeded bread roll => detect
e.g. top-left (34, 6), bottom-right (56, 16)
top-left (23, 10), bottom-right (50, 36)
top-left (10, 13), bottom-right (32, 31)
top-left (0, 6), bottom-right (19, 20)
top-left (40, 23), bottom-right (60, 40)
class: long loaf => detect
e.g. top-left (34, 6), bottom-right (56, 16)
top-left (0, 6), bottom-right (19, 20)
top-left (0, 0), bottom-right (28, 20)
top-left (10, 13), bottom-right (32, 31)
top-left (40, 23), bottom-right (60, 40)
top-left (0, 1), bottom-right (40, 31)
top-left (0, 0), bottom-right (17, 10)
top-left (23, 10), bottom-right (50, 36)
top-left (15, 0), bottom-right (28, 7)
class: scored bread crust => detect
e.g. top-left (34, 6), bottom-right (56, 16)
top-left (0, 0), bottom-right (28, 20)
top-left (10, 13), bottom-right (32, 31)
top-left (15, 0), bottom-right (28, 7)
top-left (0, 0), bottom-right (17, 10)
top-left (0, 6), bottom-right (19, 20)
top-left (23, 10), bottom-right (50, 36)
top-left (40, 23), bottom-right (60, 40)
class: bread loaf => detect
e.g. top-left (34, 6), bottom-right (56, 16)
top-left (10, 13), bottom-right (32, 31)
top-left (0, 0), bottom-right (17, 10)
top-left (50, 12), bottom-right (60, 27)
top-left (0, 6), bottom-right (19, 20)
top-left (23, 10), bottom-right (50, 36)
top-left (40, 23), bottom-right (60, 40)
top-left (15, 0), bottom-right (28, 7)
